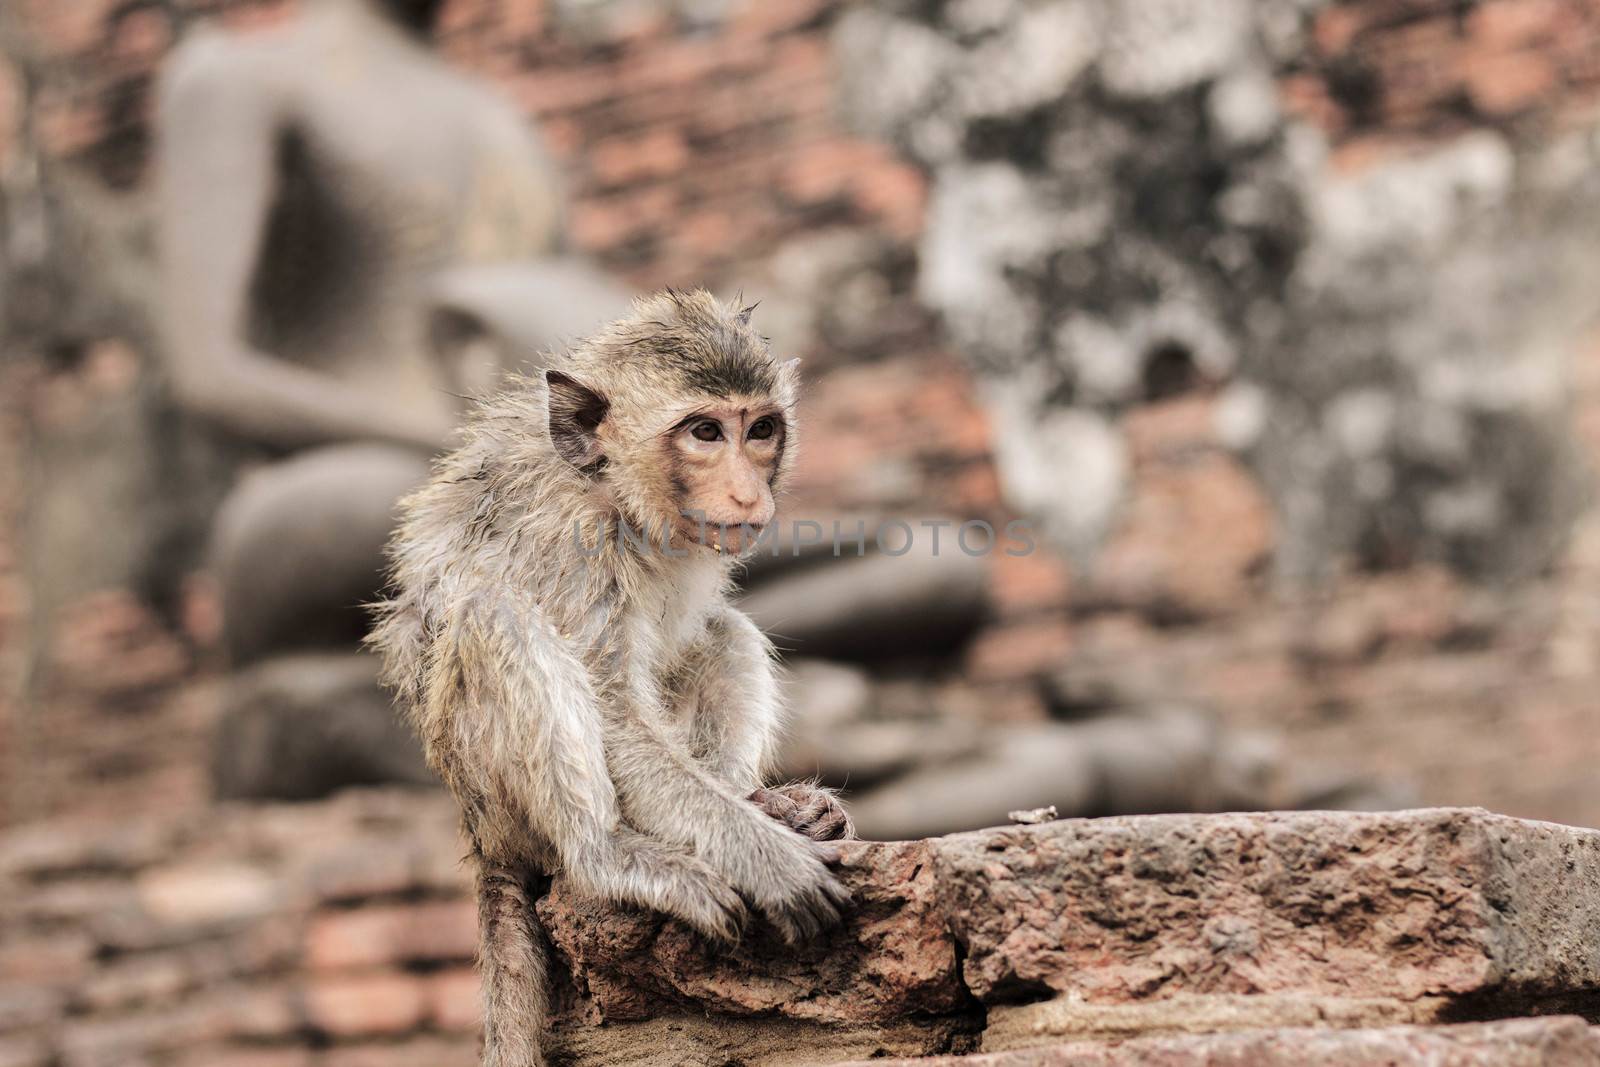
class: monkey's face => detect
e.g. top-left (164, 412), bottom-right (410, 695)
top-left (542, 290), bottom-right (800, 557)
top-left (662, 402), bottom-right (787, 552)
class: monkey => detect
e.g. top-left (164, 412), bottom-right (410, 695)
top-left (368, 288), bottom-right (855, 1067)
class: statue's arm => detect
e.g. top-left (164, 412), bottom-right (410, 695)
top-left (154, 36), bottom-right (452, 453)
top-left (426, 258), bottom-right (633, 382)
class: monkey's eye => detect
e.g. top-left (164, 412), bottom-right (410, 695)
top-left (690, 420), bottom-right (724, 442)
top-left (747, 417), bottom-right (777, 441)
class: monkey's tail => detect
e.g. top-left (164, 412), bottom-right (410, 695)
top-left (475, 852), bottom-right (552, 1067)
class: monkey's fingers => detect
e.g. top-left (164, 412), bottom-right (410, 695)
top-left (802, 879), bottom-right (851, 934)
top-left (805, 807), bottom-right (855, 842)
top-left (771, 781), bottom-right (832, 806)
top-left (816, 867), bottom-right (854, 913)
top-left (757, 858), bottom-right (852, 945)
top-left (810, 842), bottom-right (844, 866)
top-left (768, 890), bottom-right (833, 944)
top-left (753, 786), bottom-right (856, 843)
top-left (788, 875), bottom-right (854, 943)
top-left (749, 787), bottom-right (801, 825)
top-left (793, 794), bottom-right (856, 842)
top-left (680, 879), bottom-right (749, 946)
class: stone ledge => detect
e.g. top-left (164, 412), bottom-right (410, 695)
top-left (541, 808), bottom-right (1600, 1064)
top-left (840, 1017), bottom-right (1600, 1066)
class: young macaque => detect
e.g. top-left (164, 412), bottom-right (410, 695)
top-left (369, 289), bottom-right (854, 1066)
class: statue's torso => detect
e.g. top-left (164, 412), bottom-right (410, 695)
top-left (237, 10), bottom-right (560, 414)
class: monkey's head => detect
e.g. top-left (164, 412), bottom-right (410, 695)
top-left (543, 289), bottom-right (800, 555)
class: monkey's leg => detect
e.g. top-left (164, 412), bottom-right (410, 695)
top-left (476, 858), bottom-right (549, 1067)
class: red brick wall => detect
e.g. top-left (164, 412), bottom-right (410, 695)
top-left (2, 0), bottom-right (922, 286)
top-left (0, 0), bottom-right (970, 829)
top-left (439, 0), bottom-right (924, 285)
top-left (1285, 0), bottom-right (1600, 156)
top-left (5, 0), bottom-right (1600, 835)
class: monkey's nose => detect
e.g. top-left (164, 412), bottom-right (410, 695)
top-left (728, 480), bottom-right (761, 509)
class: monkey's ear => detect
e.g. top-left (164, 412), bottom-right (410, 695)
top-left (544, 369), bottom-right (609, 470)
top-left (778, 357), bottom-right (802, 387)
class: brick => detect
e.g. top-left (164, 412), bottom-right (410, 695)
top-left (1280, 73), bottom-right (1349, 135)
top-left (1464, 50), bottom-right (1559, 115)
top-left (136, 862), bottom-right (282, 927)
top-left (0, 1036), bottom-right (50, 1067)
top-left (509, 66), bottom-right (622, 114)
top-left (588, 129), bottom-right (690, 186)
top-left (783, 140), bottom-right (882, 204)
top-left (943, 461), bottom-right (1005, 515)
top-left (172, 1047), bottom-right (313, 1067)
top-left (1313, 5), bottom-right (1373, 56)
top-left (1096, 449), bottom-right (1273, 620)
top-left (542, 839), bottom-right (962, 1028)
top-left (677, 210), bottom-right (737, 256)
top-left (55, 997), bottom-right (232, 1065)
top-left (425, 967), bottom-right (483, 1032)
top-left (303, 973), bottom-right (428, 1038)
top-left (212, 984), bottom-right (300, 1042)
top-left (48, 589), bottom-right (191, 700)
top-left (729, 0), bottom-right (834, 40)
top-left (108, 7), bottom-right (173, 63)
top-left (568, 190), bottom-right (671, 252)
top-left (0, 818), bottom-right (167, 879)
top-left (73, 953), bottom-right (190, 1011)
top-left (11, 0), bottom-right (118, 57)
top-left (853, 157), bottom-right (927, 240)
top-left (217, 0), bottom-right (297, 32)
top-left (1122, 395), bottom-right (1218, 462)
top-left (989, 546), bottom-right (1073, 616)
top-left (0, 986), bottom-right (62, 1032)
top-left (317, 1037), bottom-right (479, 1067)
top-left (611, 39), bottom-right (726, 94)
top-left (0, 931), bottom-right (94, 985)
top-left (306, 841), bottom-right (419, 904)
top-left (304, 901), bottom-right (477, 971)
top-left (963, 617), bottom-right (1076, 682)
top-left (1469, 0), bottom-right (1564, 48)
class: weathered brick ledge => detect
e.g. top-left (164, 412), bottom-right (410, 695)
top-left (541, 808), bottom-right (1600, 1065)
top-left (3, 798), bottom-right (1599, 1065)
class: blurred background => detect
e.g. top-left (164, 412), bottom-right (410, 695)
top-left (1, 0), bottom-right (1599, 1062)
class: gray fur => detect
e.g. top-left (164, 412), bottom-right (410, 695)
top-left (369, 290), bottom-right (851, 1066)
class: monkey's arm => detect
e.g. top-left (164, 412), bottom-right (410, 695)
top-left (428, 590), bottom-right (744, 941)
top-left (682, 608), bottom-right (784, 794)
top-left (608, 623), bottom-right (850, 942)
top-left (679, 608), bottom-right (855, 842)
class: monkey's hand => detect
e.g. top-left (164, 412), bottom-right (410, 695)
top-left (750, 783), bottom-right (857, 842)
top-left (738, 824), bottom-right (852, 945)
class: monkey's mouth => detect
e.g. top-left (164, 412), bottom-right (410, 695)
top-left (676, 516), bottom-right (768, 555)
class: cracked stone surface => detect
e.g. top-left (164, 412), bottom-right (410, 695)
top-left (840, 1017), bottom-right (1600, 1066)
top-left (5, 793), bottom-right (1600, 1065)
top-left (541, 808), bottom-right (1600, 1064)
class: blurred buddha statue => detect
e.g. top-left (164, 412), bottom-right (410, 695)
top-left (155, 0), bottom-right (628, 797)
